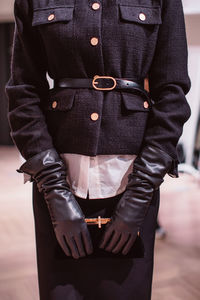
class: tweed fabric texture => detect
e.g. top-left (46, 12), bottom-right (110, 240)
top-left (5, 0), bottom-right (191, 161)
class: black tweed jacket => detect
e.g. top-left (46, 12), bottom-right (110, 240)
top-left (6, 0), bottom-right (191, 170)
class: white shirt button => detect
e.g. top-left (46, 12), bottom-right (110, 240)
top-left (92, 3), bottom-right (100, 10)
top-left (91, 113), bottom-right (99, 121)
top-left (139, 13), bottom-right (146, 21)
top-left (143, 101), bottom-right (149, 109)
top-left (90, 37), bottom-right (99, 46)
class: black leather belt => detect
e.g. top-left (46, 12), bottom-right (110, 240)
top-left (54, 75), bottom-right (149, 97)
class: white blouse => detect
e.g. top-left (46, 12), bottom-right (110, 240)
top-left (60, 154), bottom-right (137, 199)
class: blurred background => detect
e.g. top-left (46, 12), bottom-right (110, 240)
top-left (0, 0), bottom-right (200, 299)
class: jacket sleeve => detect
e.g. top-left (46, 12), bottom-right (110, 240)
top-left (143, 0), bottom-right (191, 174)
top-left (5, 0), bottom-right (54, 160)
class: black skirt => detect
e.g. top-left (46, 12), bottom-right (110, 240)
top-left (32, 183), bottom-right (160, 300)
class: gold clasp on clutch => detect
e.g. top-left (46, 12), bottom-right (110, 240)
top-left (85, 216), bottom-right (111, 228)
top-left (85, 216), bottom-right (140, 235)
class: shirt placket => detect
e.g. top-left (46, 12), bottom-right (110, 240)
top-left (88, 156), bottom-right (102, 198)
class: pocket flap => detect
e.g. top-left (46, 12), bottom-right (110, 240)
top-left (44, 88), bottom-right (76, 111)
top-left (121, 92), bottom-right (150, 111)
top-left (119, 5), bottom-right (162, 25)
top-left (32, 6), bottom-right (74, 26)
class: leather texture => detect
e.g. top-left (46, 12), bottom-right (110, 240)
top-left (99, 145), bottom-right (174, 255)
top-left (55, 77), bottom-right (147, 93)
top-left (18, 148), bottom-right (93, 259)
top-left (54, 77), bottom-right (152, 107)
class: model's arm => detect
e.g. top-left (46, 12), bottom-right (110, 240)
top-left (5, 0), bottom-right (53, 159)
top-left (6, 0), bottom-right (93, 259)
top-left (145, 0), bottom-right (191, 164)
top-left (100, 0), bottom-right (191, 255)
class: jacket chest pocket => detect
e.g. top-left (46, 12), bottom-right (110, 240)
top-left (119, 4), bottom-right (162, 37)
top-left (32, 6), bottom-right (74, 42)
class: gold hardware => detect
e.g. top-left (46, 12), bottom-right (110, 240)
top-left (85, 217), bottom-right (141, 235)
top-left (48, 14), bottom-right (55, 21)
top-left (92, 75), bottom-right (117, 91)
top-left (90, 112), bottom-right (99, 121)
top-left (98, 216), bottom-right (101, 228)
top-left (52, 101), bottom-right (58, 109)
top-left (143, 101), bottom-right (149, 109)
top-left (139, 13), bottom-right (146, 21)
top-left (92, 3), bottom-right (100, 10)
top-left (90, 37), bottom-right (99, 46)
top-left (85, 217), bottom-right (111, 228)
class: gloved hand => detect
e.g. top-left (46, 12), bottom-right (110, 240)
top-left (99, 145), bottom-right (176, 255)
top-left (18, 148), bottom-right (93, 259)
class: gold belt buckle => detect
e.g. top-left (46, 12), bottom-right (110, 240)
top-left (92, 75), bottom-right (117, 91)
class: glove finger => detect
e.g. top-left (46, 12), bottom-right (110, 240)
top-left (112, 233), bottom-right (130, 254)
top-left (99, 226), bottom-right (114, 249)
top-left (65, 235), bottom-right (80, 259)
top-left (105, 231), bottom-right (121, 252)
top-left (122, 235), bottom-right (136, 255)
top-left (73, 233), bottom-right (86, 258)
top-left (58, 235), bottom-right (71, 256)
top-left (82, 230), bottom-right (93, 255)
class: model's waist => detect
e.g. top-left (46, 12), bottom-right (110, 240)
top-left (54, 76), bottom-right (147, 94)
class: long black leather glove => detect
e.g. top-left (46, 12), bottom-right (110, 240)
top-left (99, 145), bottom-right (177, 255)
top-left (18, 148), bottom-right (93, 259)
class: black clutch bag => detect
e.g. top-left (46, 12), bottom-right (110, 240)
top-left (55, 216), bottom-right (145, 260)
top-left (84, 217), bottom-right (144, 259)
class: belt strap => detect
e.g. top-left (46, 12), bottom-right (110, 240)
top-left (54, 76), bottom-right (148, 96)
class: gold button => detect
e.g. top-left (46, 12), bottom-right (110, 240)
top-left (52, 101), bottom-right (58, 109)
top-left (48, 14), bottom-right (55, 21)
top-left (92, 2), bottom-right (100, 10)
top-left (139, 13), bottom-right (146, 21)
top-left (143, 101), bottom-right (149, 109)
top-left (90, 37), bottom-right (99, 46)
top-left (91, 113), bottom-right (99, 121)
